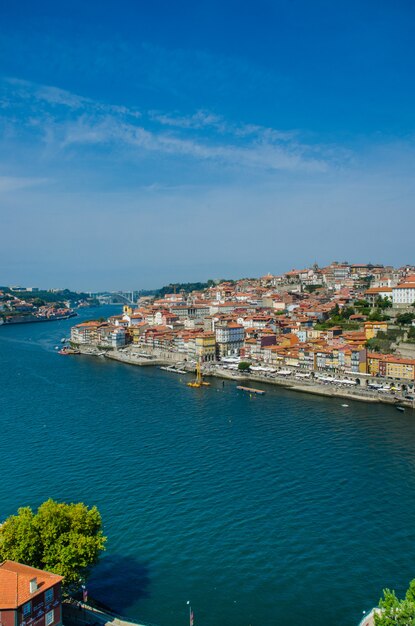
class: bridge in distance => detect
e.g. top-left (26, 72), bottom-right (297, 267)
top-left (91, 291), bottom-right (139, 305)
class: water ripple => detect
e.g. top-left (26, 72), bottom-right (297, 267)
top-left (1, 309), bottom-right (415, 626)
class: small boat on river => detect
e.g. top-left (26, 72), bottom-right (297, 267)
top-left (160, 366), bottom-right (187, 374)
top-left (237, 386), bottom-right (265, 395)
top-left (58, 347), bottom-right (80, 355)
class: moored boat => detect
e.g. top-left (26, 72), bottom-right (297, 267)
top-left (237, 386), bottom-right (265, 395)
top-left (58, 347), bottom-right (80, 355)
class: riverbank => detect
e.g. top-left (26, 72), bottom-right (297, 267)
top-left (72, 344), bottom-right (415, 409)
top-left (204, 367), bottom-right (412, 407)
top-left (1, 312), bottom-right (77, 325)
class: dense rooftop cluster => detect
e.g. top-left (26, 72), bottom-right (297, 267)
top-left (71, 262), bottom-right (415, 382)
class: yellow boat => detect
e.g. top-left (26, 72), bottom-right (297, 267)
top-left (187, 361), bottom-right (210, 388)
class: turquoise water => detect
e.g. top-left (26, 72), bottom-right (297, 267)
top-left (1, 306), bottom-right (415, 626)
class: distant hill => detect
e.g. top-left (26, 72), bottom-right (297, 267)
top-left (1, 287), bottom-right (92, 305)
top-left (139, 279), bottom-right (235, 298)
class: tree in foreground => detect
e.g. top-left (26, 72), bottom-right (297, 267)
top-left (0, 499), bottom-right (106, 590)
top-left (374, 581), bottom-right (415, 625)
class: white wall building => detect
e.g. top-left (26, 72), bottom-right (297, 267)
top-left (392, 283), bottom-right (415, 306)
top-left (215, 322), bottom-right (245, 357)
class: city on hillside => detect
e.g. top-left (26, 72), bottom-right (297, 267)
top-left (69, 261), bottom-right (415, 397)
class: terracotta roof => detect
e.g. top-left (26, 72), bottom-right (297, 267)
top-left (0, 561), bottom-right (63, 609)
top-left (365, 287), bottom-right (393, 294)
top-left (367, 352), bottom-right (415, 366)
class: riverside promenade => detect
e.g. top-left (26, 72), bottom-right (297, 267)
top-left (63, 600), bottom-right (159, 626)
top-left (210, 367), bottom-right (412, 407)
top-left (73, 344), bottom-right (415, 409)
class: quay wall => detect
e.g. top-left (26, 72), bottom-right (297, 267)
top-left (72, 345), bottom-right (415, 409)
top-left (63, 601), bottom-right (158, 626)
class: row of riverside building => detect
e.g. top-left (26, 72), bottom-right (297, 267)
top-left (71, 261), bottom-right (415, 383)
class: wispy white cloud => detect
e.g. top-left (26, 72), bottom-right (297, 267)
top-left (1, 76), bottom-right (345, 174)
top-left (3, 77), bottom-right (142, 119)
top-left (149, 109), bottom-right (227, 131)
top-left (149, 109), bottom-right (298, 144)
top-left (54, 114), bottom-right (328, 172)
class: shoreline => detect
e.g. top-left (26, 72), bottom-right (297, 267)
top-left (1, 312), bottom-right (77, 326)
top-left (72, 345), bottom-right (415, 409)
top-left (203, 368), bottom-right (396, 405)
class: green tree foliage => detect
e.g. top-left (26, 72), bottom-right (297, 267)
top-left (375, 296), bottom-right (393, 309)
top-left (368, 309), bottom-right (390, 322)
top-left (238, 361), bottom-right (251, 371)
top-left (140, 279), bottom-right (235, 298)
top-left (355, 299), bottom-right (370, 308)
top-left (397, 312), bottom-right (415, 325)
top-left (381, 329), bottom-right (402, 342)
top-left (341, 306), bottom-right (356, 319)
top-left (328, 303), bottom-right (355, 321)
top-left (7, 289), bottom-right (90, 304)
top-left (358, 276), bottom-right (373, 289)
top-left (365, 327), bottom-right (405, 353)
top-left (374, 580), bottom-right (415, 625)
top-left (354, 299), bottom-right (371, 316)
top-left (0, 499), bottom-right (106, 588)
top-left (315, 304), bottom-right (359, 330)
top-left (366, 336), bottom-right (395, 354)
top-left (405, 580), bottom-right (415, 604)
top-left (304, 285), bottom-right (320, 293)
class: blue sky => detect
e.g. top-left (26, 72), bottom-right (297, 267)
top-left (1, 0), bottom-right (414, 290)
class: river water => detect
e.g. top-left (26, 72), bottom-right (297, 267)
top-left (1, 306), bottom-right (415, 626)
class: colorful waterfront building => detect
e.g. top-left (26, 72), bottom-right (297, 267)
top-left (195, 333), bottom-right (216, 362)
top-left (0, 561), bottom-right (63, 626)
top-left (367, 352), bottom-right (415, 381)
top-left (382, 356), bottom-right (415, 380)
top-left (96, 323), bottom-right (126, 348)
top-left (70, 321), bottom-right (100, 344)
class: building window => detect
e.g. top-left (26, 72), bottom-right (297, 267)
top-left (45, 588), bottom-right (54, 604)
top-left (23, 602), bottom-right (32, 617)
top-left (45, 610), bottom-right (54, 626)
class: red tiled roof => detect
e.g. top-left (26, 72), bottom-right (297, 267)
top-left (365, 287), bottom-right (392, 294)
top-left (0, 561), bottom-right (63, 609)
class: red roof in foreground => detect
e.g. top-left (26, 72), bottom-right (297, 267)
top-left (0, 561), bottom-right (63, 609)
